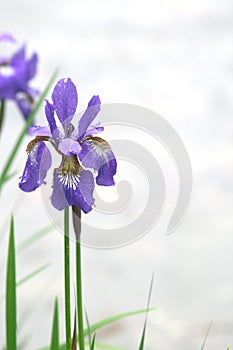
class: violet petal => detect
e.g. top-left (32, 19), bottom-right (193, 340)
top-left (58, 138), bottom-right (82, 156)
top-left (77, 95), bottom-right (101, 141)
top-left (19, 142), bottom-right (52, 192)
top-left (51, 168), bottom-right (94, 213)
top-left (52, 78), bottom-right (77, 129)
top-left (79, 137), bottom-right (116, 186)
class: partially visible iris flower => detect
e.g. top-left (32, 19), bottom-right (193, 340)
top-left (0, 32), bottom-right (38, 120)
top-left (19, 78), bottom-right (117, 213)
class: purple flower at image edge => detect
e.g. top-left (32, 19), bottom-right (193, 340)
top-left (19, 78), bottom-right (117, 213)
top-left (0, 32), bottom-right (38, 120)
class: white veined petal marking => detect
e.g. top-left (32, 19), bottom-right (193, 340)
top-left (58, 173), bottom-right (80, 191)
top-left (87, 138), bottom-right (110, 165)
top-left (29, 143), bottom-right (40, 166)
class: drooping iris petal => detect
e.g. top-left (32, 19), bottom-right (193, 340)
top-left (51, 161), bottom-right (95, 213)
top-left (19, 141), bottom-right (52, 192)
top-left (77, 95), bottom-right (101, 141)
top-left (79, 137), bottom-right (116, 186)
top-left (28, 125), bottom-right (52, 137)
top-left (58, 138), bottom-right (82, 156)
top-left (52, 78), bottom-right (77, 130)
top-left (96, 158), bottom-right (117, 186)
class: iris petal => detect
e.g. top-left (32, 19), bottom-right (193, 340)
top-left (45, 100), bottom-right (61, 139)
top-left (26, 53), bottom-right (38, 80)
top-left (28, 125), bottom-right (52, 137)
top-left (79, 137), bottom-right (116, 186)
top-left (15, 96), bottom-right (33, 120)
top-left (52, 78), bottom-right (77, 129)
top-left (11, 45), bottom-right (26, 66)
top-left (19, 142), bottom-right (52, 192)
top-left (51, 166), bottom-right (94, 213)
top-left (58, 138), bottom-right (82, 156)
top-left (78, 95), bottom-right (101, 141)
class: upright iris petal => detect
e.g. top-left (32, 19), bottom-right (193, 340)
top-left (77, 95), bottom-right (101, 141)
top-left (52, 78), bottom-right (78, 131)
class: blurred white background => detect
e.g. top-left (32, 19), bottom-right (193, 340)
top-left (0, 0), bottom-right (233, 349)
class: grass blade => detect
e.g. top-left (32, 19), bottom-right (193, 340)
top-left (138, 273), bottom-right (154, 350)
top-left (200, 320), bottom-right (213, 350)
top-left (0, 170), bottom-right (18, 185)
top-left (85, 308), bottom-right (92, 350)
top-left (90, 334), bottom-right (96, 350)
top-left (50, 298), bottom-right (59, 350)
top-left (0, 69), bottom-right (58, 191)
top-left (17, 263), bottom-right (50, 286)
top-left (38, 306), bottom-right (158, 350)
top-left (18, 223), bottom-right (56, 253)
top-left (58, 307), bottom-right (157, 350)
top-left (84, 306), bottom-right (157, 337)
top-left (6, 216), bottom-right (17, 350)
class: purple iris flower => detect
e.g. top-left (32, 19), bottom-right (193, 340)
top-left (19, 78), bottom-right (117, 213)
top-left (0, 33), bottom-right (38, 119)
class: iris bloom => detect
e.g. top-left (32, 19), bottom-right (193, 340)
top-left (19, 78), bottom-right (117, 213)
top-left (0, 33), bottom-right (38, 119)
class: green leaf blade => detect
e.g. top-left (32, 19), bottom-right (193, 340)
top-left (138, 273), bottom-right (154, 350)
top-left (200, 320), bottom-right (213, 350)
top-left (6, 216), bottom-right (17, 350)
top-left (90, 334), bottom-right (96, 350)
top-left (16, 263), bottom-right (50, 286)
top-left (38, 306), bottom-right (158, 350)
top-left (50, 298), bottom-right (59, 350)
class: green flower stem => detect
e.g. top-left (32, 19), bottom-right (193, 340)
top-left (72, 206), bottom-right (84, 350)
top-left (64, 208), bottom-right (71, 350)
top-left (76, 238), bottom-right (85, 350)
top-left (0, 99), bottom-right (5, 135)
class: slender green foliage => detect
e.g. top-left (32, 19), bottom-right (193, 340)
top-left (6, 216), bottom-right (17, 350)
top-left (90, 334), bottom-right (96, 350)
top-left (84, 306), bottom-right (157, 338)
top-left (18, 223), bottom-right (56, 253)
top-left (50, 298), bottom-right (59, 350)
top-left (0, 69), bottom-right (58, 192)
top-left (200, 320), bottom-right (213, 350)
top-left (64, 208), bottom-right (71, 350)
top-left (76, 240), bottom-right (85, 350)
top-left (85, 308), bottom-right (92, 350)
top-left (138, 273), bottom-right (154, 350)
top-left (17, 263), bottom-right (50, 286)
top-left (0, 170), bottom-right (18, 186)
top-left (51, 306), bottom-right (157, 350)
